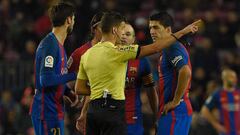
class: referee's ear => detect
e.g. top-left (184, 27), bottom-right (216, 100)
top-left (112, 27), bottom-right (117, 35)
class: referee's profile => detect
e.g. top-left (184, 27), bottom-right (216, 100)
top-left (75, 11), bottom-right (200, 135)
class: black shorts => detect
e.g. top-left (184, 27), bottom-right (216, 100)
top-left (86, 98), bottom-right (126, 135)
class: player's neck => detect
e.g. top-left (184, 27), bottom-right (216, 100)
top-left (223, 85), bottom-right (235, 92)
top-left (101, 34), bottom-right (116, 45)
top-left (52, 27), bottom-right (67, 45)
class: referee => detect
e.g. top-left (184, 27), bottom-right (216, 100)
top-left (75, 11), bottom-right (200, 135)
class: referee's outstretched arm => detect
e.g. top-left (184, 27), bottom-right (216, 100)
top-left (137, 20), bottom-right (201, 58)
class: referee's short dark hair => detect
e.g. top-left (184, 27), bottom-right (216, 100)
top-left (100, 11), bottom-right (126, 33)
top-left (149, 11), bottom-right (174, 28)
top-left (49, 2), bottom-right (75, 27)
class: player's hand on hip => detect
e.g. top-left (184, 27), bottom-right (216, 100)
top-left (213, 123), bottom-right (227, 134)
top-left (162, 100), bottom-right (180, 115)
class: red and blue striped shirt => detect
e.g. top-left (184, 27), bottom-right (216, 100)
top-left (205, 89), bottom-right (240, 135)
top-left (30, 32), bottom-right (75, 120)
top-left (157, 42), bottom-right (192, 118)
top-left (125, 58), bottom-right (154, 124)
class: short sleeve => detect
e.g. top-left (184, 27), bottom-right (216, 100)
top-left (140, 58), bottom-right (155, 87)
top-left (67, 48), bottom-right (81, 72)
top-left (77, 58), bottom-right (88, 80)
top-left (167, 43), bottom-right (189, 70)
top-left (205, 91), bottom-right (219, 110)
top-left (40, 42), bottom-right (59, 75)
top-left (116, 45), bottom-right (140, 62)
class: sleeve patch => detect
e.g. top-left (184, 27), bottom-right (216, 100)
top-left (45, 56), bottom-right (54, 68)
top-left (67, 56), bottom-right (73, 69)
top-left (206, 96), bottom-right (212, 104)
top-left (118, 45), bottom-right (137, 52)
top-left (171, 55), bottom-right (183, 66)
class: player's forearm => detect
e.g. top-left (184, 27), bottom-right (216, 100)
top-left (40, 72), bottom-right (76, 87)
top-left (201, 106), bottom-right (220, 128)
top-left (172, 65), bottom-right (191, 104)
top-left (146, 87), bottom-right (158, 115)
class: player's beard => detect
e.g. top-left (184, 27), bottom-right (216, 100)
top-left (226, 80), bottom-right (236, 88)
top-left (67, 25), bottom-right (73, 35)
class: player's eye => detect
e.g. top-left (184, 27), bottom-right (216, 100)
top-left (126, 33), bottom-right (131, 36)
top-left (153, 26), bottom-right (159, 29)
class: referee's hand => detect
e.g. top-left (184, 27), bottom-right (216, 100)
top-left (76, 113), bottom-right (87, 134)
top-left (181, 19), bottom-right (203, 35)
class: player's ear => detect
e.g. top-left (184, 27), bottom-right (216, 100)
top-left (166, 27), bottom-right (172, 33)
top-left (112, 27), bottom-right (117, 35)
top-left (66, 16), bottom-right (72, 25)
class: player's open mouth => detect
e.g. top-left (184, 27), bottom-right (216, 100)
top-left (151, 36), bottom-right (157, 40)
top-left (121, 40), bottom-right (127, 44)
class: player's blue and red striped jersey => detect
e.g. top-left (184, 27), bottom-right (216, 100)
top-left (158, 42), bottom-right (192, 118)
top-left (30, 32), bottom-right (71, 120)
top-left (205, 89), bottom-right (240, 135)
top-left (67, 42), bottom-right (92, 72)
top-left (125, 58), bottom-right (154, 124)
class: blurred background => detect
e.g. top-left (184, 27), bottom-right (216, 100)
top-left (0, 0), bottom-right (240, 135)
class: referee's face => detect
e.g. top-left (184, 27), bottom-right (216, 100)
top-left (149, 20), bottom-right (169, 42)
top-left (115, 21), bottom-right (126, 44)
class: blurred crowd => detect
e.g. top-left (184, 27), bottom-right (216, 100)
top-left (0, 0), bottom-right (240, 134)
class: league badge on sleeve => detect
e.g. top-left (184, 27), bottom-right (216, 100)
top-left (45, 56), bottom-right (54, 68)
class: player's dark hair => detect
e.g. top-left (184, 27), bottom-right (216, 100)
top-left (100, 11), bottom-right (126, 33)
top-left (87, 12), bottom-right (104, 40)
top-left (49, 2), bottom-right (75, 27)
top-left (149, 11), bottom-right (174, 28)
top-left (90, 12), bottom-right (104, 31)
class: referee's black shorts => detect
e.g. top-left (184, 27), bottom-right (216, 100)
top-left (86, 98), bottom-right (126, 135)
